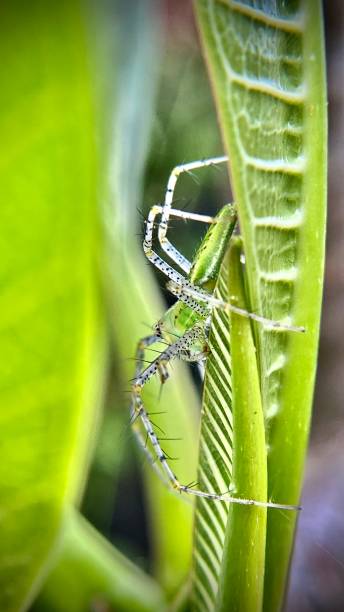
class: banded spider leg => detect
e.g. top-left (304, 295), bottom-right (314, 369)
top-left (130, 322), bottom-right (300, 510)
top-left (130, 155), bottom-right (303, 511)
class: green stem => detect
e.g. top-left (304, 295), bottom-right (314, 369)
top-left (216, 240), bottom-right (267, 612)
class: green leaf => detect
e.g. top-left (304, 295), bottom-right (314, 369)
top-left (194, 1), bottom-right (327, 610)
top-left (32, 508), bottom-right (167, 612)
top-left (0, 2), bottom-right (106, 609)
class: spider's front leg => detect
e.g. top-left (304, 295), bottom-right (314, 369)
top-left (143, 156), bottom-right (230, 278)
top-left (158, 156), bottom-right (229, 272)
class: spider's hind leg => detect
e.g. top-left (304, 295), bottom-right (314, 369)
top-left (130, 326), bottom-right (300, 511)
top-left (134, 333), bottom-right (161, 378)
top-left (131, 324), bottom-right (207, 488)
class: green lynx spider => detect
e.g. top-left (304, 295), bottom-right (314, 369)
top-left (131, 155), bottom-right (303, 511)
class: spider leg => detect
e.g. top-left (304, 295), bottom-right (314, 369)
top-left (144, 204), bottom-right (218, 275)
top-left (138, 246), bottom-right (303, 332)
top-left (143, 158), bottom-right (303, 334)
top-left (130, 332), bottom-right (170, 457)
top-left (145, 199), bottom-right (295, 333)
top-left (143, 205), bottom-right (220, 289)
top-left (131, 326), bottom-right (300, 511)
top-left (143, 156), bottom-right (229, 275)
top-left (166, 281), bottom-right (305, 334)
top-left (159, 156), bottom-right (229, 273)
top-left (133, 333), bottom-right (162, 379)
top-left (143, 206), bottom-right (188, 285)
top-left (131, 332), bottom-right (172, 423)
top-left (131, 325), bottom-right (207, 489)
top-left (142, 214), bottom-right (219, 320)
top-left (166, 281), bottom-right (211, 318)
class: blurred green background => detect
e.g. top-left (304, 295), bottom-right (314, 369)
top-left (1, 1), bottom-right (344, 611)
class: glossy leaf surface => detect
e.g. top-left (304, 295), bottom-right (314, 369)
top-left (0, 2), bottom-right (105, 609)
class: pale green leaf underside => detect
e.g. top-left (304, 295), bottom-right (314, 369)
top-left (195, 1), bottom-right (326, 610)
top-left (197, 0), bottom-right (307, 421)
